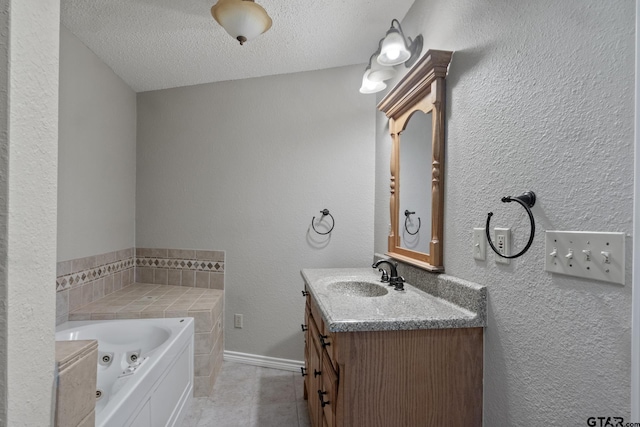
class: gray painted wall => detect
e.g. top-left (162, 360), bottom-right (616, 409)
top-left (0, 0), bottom-right (59, 424)
top-left (136, 65), bottom-right (375, 360)
top-left (374, 0), bottom-right (634, 423)
top-left (398, 111), bottom-right (432, 253)
top-left (58, 26), bottom-right (137, 262)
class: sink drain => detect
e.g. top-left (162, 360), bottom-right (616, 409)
top-left (96, 389), bottom-right (102, 400)
top-left (101, 355), bottom-right (111, 363)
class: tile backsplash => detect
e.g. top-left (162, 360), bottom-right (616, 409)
top-left (56, 247), bottom-right (225, 325)
top-left (56, 248), bottom-right (135, 325)
top-left (135, 248), bottom-right (224, 290)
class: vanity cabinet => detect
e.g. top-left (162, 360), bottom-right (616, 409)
top-left (302, 288), bottom-right (483, 427)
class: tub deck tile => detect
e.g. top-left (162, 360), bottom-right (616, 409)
top-left (69, 282), bottom-right (224, 398)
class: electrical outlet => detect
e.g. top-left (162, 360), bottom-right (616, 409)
top-left (494, 227), bottom-right (511, 265)
top-left (234, 314), bottom-right (243, 328)
top-left (473, 228), bottom-right (486, 261)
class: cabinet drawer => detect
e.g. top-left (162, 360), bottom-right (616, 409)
top-left (309, 295), bottom-right (326, 336)
top-left (309, 313), bottom-right (322, 357)
top-left (320, 354), bottom-right (338, 427)
top-left (308, 296), bottom-right (338, 371)
top-left (304, 305), bottom-right (311, 344)
top-left (321, 331), bottom-right (337, 371)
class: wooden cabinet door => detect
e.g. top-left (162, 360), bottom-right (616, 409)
top-left (320, 353), bottom-right (338, 427)
top-left (307, 317), bottom-right (323, 427)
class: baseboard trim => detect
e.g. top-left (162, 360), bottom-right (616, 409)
top-left (223, 350), bottom-right (304, 372)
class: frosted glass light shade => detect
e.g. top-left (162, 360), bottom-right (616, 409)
top-left (368, 55), bottom-right (397, 82)
top-left (378, 29), bottom-right (410, 66)
top-left (211, 0), bottom-right (272, 45)
top-left (359, 70), bottom-right (387, 94)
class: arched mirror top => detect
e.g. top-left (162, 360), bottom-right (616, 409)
top-left (377, 49), bottom-right (452, 272)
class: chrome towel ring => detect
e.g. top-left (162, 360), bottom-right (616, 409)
top-left (485, 191), bottom-right (536, 259)
top-left (311, 209), bottom-right (335, 235)
top-left (404, 210), bottom-right (421, 235)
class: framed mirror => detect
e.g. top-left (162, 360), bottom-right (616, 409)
top-left (378, 50), bottom-right (452, 272)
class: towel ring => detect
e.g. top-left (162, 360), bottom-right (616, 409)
top-left (404, 210), bottom-right (421, 235)
top-left (311, 209), bottom-right (335, 235)
top-left (485, 191), bottom-right (536, 259)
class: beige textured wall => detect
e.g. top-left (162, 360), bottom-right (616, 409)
top-left (374, 0), bottom-right (635, 423)
top-left (58, 26), bottom-right (137, 262)
top-left (136, 65), bottom-right (375, 360)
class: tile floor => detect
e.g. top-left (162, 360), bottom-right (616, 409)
top-left (181, 361), bottom-right (311, 427)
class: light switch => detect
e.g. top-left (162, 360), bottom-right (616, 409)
top-left (473, 228), bottom-right (486, 261)
top-left (544, 231), bottom-right (625, 285)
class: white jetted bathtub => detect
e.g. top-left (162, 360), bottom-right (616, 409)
top-left (56, 317), bottom-right (194, 427)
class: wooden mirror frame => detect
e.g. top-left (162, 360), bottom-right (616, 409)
top-left (377, 50), bottom-right (452, 272)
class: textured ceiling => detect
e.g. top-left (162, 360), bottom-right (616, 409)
top-left (61, 0), bottom-right (415, 92)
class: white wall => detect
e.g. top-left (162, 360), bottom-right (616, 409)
top-left (137, 65), bottom-right (375, 360)
top-left (58, 26), bottom-right (137, 261)
top-left (375, 0), bottom-right (635, 423)
top-left (0, 0), bottom-right (59, 424)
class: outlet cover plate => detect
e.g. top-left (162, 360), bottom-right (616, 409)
top-left (544, 231), bottom-right (625, 285)
top-left (234, 314), bottom-right (243, 328)
top-left (494, 228), bottom-right (511, 265)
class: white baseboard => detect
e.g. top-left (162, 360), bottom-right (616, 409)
top-left (223, 350), bottom-right (304, 372)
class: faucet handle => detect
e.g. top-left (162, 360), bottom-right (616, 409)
top-left (378, 268), bottom-right (389, 283)
top-left (393, 276), bottom-right (405, 291)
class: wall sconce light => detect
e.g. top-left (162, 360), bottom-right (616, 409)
top-left (359, 68), bottom-right (387, 94)
top-left (211, 0), bottom-right (272, 46)
top-left (359, 19), bottom-right (423, 94)
top-left (378, 19), bottom-right (423, 67)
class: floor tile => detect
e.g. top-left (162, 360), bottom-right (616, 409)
top-left (254, 376), bottom-right (296, 405)
top-left (297, 401), bottom-right (312, 427)
top-left (196, 404), bottom-right (252, 427)
top-left (182, 361), bottom-right (308, 427)
top-left (249, 402), bottom-right (299, 427)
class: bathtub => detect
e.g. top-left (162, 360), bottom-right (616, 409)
top-left (56, 317), bottom-right (194, 427)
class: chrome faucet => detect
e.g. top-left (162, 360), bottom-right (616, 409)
top-left (371, 259), bottom-right (405, 291)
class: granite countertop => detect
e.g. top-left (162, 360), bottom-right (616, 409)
top-left (301, 268), bottom-right (486, 333)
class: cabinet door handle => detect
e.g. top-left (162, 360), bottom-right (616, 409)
top-left (300, 367), bottom-right (307, 377)
top-left (314, 369), bottom-right (321, 377)
top-left (319, 334), bottom-right (331, 348)
top-left (301, 290), bottom-right (309, 297)
top-left (317, 390), bottom-right (330, 407)
top-left (301, 324), bottom-right (308, 332)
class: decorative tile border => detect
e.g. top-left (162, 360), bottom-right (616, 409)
top-left (56, 258), bottom-right (135, 291)
top-left (135, 257), bottom-right (224, 272)
top-left (55, 247), bottom-right (226, 325)
top-left (56, 248), bottom-right (136, 325)
top-left (134, 248), bottom-right (225, 289)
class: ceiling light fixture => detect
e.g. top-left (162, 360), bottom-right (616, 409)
top-left (211, 0), bottom-right (272, 46)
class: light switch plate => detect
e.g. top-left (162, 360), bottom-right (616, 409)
top-left (473, 228), bottom-right (486, 261)
top-left (544, 231), bottom-right (625, 285)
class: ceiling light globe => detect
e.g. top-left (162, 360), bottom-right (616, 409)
top-left (368, 55), bottom-right (397, 82)
top-left (359, 70), bottom-right (387, 94)
top-left (211, 0), bottom-right (272, 45)
top-left (378, 30), bottom-right (410, 66)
